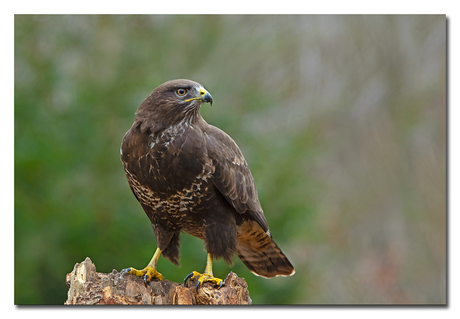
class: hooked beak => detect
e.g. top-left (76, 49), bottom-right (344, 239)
top-left (185, 87), bottom-right (213, 106)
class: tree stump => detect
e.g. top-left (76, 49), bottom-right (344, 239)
top-left (65, 257), bottom-right (252, 305)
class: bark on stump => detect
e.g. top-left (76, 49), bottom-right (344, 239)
top-left (65, 257), bottom-right (252, 305)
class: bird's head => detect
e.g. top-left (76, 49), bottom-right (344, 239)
top-left (135, 79), bottom-right (213, 132)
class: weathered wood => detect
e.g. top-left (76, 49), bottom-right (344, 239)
top-left (65, 257), bottom-right (252, 305)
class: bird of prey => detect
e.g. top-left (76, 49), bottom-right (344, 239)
top-left (121, 79), bottom-right (294, 288)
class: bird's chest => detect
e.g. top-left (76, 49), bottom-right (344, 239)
top-left (123, 125), bottom-right (215, 219)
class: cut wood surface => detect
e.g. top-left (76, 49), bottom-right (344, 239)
top-left (65, 257), bottom-right (252, 305)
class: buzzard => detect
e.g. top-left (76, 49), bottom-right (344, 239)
top-left (121, 79), bottom-right (294, 288)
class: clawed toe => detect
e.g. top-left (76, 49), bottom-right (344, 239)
top-left (184, 270), bottom-right (224, 289)
top-left (122, 266), bottom-right (164, 285)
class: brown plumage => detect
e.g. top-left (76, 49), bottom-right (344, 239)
top-left (121, 79), bottom-right (294, 283)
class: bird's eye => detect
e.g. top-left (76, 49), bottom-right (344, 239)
top-left (176, 88), bottom-right (188, 96)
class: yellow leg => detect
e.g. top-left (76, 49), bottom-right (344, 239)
top-left (123, 247), bottom-right (164, 284)
top-left (184, 253), bottom-right (224, 289)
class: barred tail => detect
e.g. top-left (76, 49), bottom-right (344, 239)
top-left (236, 221), bottom-right (295, 278)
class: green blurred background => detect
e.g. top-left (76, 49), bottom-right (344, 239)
top-left (14, 15), bottom-right (446, 305)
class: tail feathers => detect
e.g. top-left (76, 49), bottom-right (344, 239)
top-left (236, 221), bottom-right (295, 278)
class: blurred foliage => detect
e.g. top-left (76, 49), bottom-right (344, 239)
top-left (14, 15), bottom-right (446, 304)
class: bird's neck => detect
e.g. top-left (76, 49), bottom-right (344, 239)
top-left (135, 107), bottom-right (202, 136)
top-left (154, 112), bottom-right (203, 142)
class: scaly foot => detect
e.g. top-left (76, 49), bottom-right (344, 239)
top-left (123, 266), bottom-right (163, 285)
top-left (122, 247), bottom-right (163, 285)
top-left (184, 270), bottom-right (224, 289)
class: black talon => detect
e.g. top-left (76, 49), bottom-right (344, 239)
top-left (219, 280), bottom-right (224, 289)
top-left (144, 274), bottom-right (150, 286)
top-left (184, 272), bottom-right (194, 285)
top-left (121, 268), bottom-right (131, 275)
top-left (196, 281), bottom-right (201, 290)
